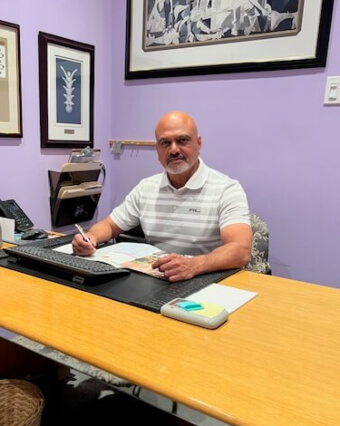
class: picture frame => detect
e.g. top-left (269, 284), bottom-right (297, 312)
top-left (39, 32), bottom-right (95, 148)
top-left (125, 0), bottom-right (334, 80)
top-left (0, 20), bottom-right (23, 137)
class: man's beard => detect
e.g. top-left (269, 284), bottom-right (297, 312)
top-left (166, 156), bottom-right (190, 175)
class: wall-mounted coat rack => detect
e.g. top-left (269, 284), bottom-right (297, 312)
top-left (109, 139), bottom-right (156, 154)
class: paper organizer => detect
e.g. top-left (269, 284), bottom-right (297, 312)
top-left (48, 162), bottom-right (102, 227)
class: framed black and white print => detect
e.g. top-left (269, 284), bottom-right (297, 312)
top-left (0, 20), bottom-right (23, 137)
top-left (39, 32), bottom-right (94, 148)
top-left (125, 0), bottom-right (335, 80)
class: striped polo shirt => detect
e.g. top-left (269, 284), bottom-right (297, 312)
top-left (110, 158), bottom-right (250, 256)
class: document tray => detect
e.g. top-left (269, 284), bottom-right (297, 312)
top-left (48, 168), bottom-right (102, 227)
top-left (4, 246), bottom-right (130, 284)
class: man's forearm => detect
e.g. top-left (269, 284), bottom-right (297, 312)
top-left (87, 217), bottom-right (119, 245)
top-left (193, 242), bottom-right (251, 276)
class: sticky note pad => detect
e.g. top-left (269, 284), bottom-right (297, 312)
top-left (177, 300), bottom-right (204, 311)
top-left (161, 298), bottom-right (229, 329)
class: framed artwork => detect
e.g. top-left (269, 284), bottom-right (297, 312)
top-left (125, 0), bottom-right (334, 80)
top-left (0, 20), bottom-right (23, 137)
top-left (39, 32), bottom-right (95, 148)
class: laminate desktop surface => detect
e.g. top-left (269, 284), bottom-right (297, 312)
top-left (0, 263), bottom-right (339, 426)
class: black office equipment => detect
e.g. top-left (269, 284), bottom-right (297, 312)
top-left (4, 245), bottom-right (130, 284)
top-left (0, 199), bottom-right (51, 241)
top-left (24, 233), bottom-right (76, 248)
top-left (21, 228), bottom-right (48, 240)
top-left (0, 199), bottom-right (34, 232)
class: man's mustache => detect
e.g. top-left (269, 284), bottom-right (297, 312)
top-left (167, 154), bottom-right (186, 164)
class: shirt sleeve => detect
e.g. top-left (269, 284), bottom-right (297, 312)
top-left (219, 180), bottom-right (251, 229)
top-left (110, 184), bottom-right (142, 231)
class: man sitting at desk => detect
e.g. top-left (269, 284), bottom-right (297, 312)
top-left (72, 111), bottom-right (253, 282)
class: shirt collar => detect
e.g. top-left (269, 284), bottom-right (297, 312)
top-left (160, 158), bottom-right (208, 190)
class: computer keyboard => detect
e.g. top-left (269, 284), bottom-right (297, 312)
top-left (4, 245), bottom-right (130, 283)
top-left (23, 233), bottom-right (76, 248)
top-left (131, 269), bottom-right (239, 313)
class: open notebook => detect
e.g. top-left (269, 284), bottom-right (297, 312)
top-left (55, 242), bottom-right (168, 278)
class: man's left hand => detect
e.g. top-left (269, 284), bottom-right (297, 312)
top-left (152, 253), bottom-right (195, 282)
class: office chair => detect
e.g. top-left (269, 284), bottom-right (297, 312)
top-left (115, 224), bottom-right (146, 243)
top-left (245, 213), bottom-right (271, 275)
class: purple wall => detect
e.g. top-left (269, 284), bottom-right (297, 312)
top-left (1, 0), bottom-right (114, 232)
top-left (1, 1), bottom-right (340, 288)
top-left (110, 2), bottom-right (340, 288)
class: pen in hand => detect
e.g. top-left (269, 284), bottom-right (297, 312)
top-left (75, 224), bottom-right (95, 248)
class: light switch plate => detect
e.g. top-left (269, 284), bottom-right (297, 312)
top-left (324, 76), bottom-right (340, 105)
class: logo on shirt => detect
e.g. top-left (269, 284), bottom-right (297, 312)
top-left (189, 208), bottom-right (201, 213)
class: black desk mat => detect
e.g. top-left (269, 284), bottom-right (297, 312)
top-left (0, 255), bottom-right (165, 306)
top-left (0, 255), bottom-right (240, 313)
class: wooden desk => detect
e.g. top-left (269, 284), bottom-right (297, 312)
top-left (0, 263), bottom-right (339, 426)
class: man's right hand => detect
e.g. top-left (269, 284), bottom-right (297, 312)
top-left (72, 233), bottom-right (96, 256)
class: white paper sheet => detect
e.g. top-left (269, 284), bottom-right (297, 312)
top-left (189, 283), bottom-right (257, 314)
top-left (0, 217), bottom-right (15, 243)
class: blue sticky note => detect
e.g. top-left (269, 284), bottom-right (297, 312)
top-left (177, 300), bottom-right (204, 311)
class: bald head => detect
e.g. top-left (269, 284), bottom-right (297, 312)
top-left (155, 111), bottom-right (199, 141)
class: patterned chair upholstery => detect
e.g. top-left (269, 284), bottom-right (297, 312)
top-left (245, 213), bottom-right (271, 275)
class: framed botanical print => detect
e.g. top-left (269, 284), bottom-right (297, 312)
top-left (39, 32), bottom-right (95, 148)
top-left (0, 20), bottom-right (23, 137)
